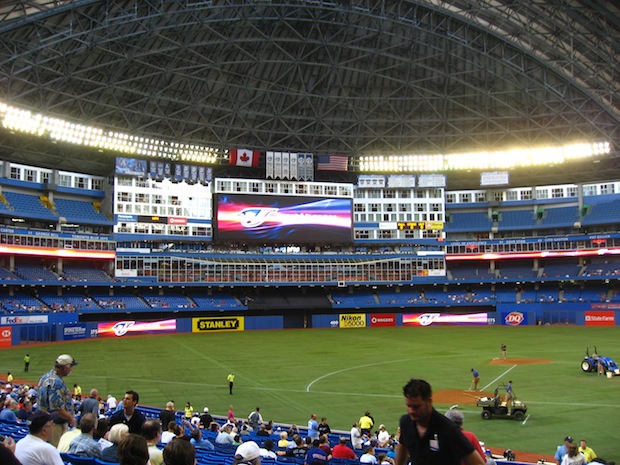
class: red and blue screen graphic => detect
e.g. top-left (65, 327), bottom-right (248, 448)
top-left (215, 194), bottom-right (352, 244)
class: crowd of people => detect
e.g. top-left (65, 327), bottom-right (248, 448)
top-left (0, 359), bottom-right (615, 465)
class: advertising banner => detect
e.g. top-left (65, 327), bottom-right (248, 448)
top-left (0, 327), bottom-right (12, 347)
top-left (192, 317), bottom-right (245, 332)
top-left (369, 314), bottom-right (396, 327)
top-left (502, 311), bottom-right (528, 326)
top-left (97, 319), bottom-right (177, 337)
top-left (585, 311), bottom-right (615, 326)
top-left (63, 324), bottom-right (90, 341)
top-left (1, 315), bottom-right (49, 325)
top-left (339, 314), bottom-right (366, 328)
top-left (403, 313), bottom-right (488, 327)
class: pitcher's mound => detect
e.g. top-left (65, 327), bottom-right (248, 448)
top-left (433, 389), bottom-right (493, 405)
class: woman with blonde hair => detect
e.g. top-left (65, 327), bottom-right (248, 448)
top-left (101, 423), bottom-right (130, 463)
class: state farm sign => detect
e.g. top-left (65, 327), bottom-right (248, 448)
top-left (585, 311), bottom-right (615, 327)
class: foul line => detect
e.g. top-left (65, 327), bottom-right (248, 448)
top-left (305, 358), bottom-right (413, 392)
top-left (482, 364), bottom-right (517, 391)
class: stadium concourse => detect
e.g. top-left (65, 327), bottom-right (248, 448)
top-left (0, 375), bottom-right (556, 465)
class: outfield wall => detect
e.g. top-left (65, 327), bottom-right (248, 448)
top-left (2, 304), bottom-right (617, 346)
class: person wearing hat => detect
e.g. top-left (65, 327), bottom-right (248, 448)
top-left (233, 440), bottom-right (261, 465)
top-left (555, 436), bottom-right (574, 465)
top-left (199, 406), bottom-right (213, 429)
top-left (36, 354), bottom-right (78, 447)
top-left (14, 411), bottom-right (65, 465)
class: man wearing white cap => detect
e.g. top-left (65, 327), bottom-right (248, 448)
top-left (37, 354), bottom-right (78, 447)
top-left (233, 440), bottom-right (262, 465)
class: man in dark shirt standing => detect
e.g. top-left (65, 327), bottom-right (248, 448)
top-left (395, 378), bottom-right (485, 465)
top-left (109, 390), bottom-right (146, 434)
top-left (159, 401), bottom-right (176, 430)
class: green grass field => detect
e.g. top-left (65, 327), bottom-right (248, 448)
top-left (1, 325), bottom-right (619, 460)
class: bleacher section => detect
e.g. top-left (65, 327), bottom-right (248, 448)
top-left (540, 261), bottom-right (582, 279)
top-left (445, 211), bottom-right (491, 232)
top-left (539, 206), bottom-right (579, 228)
top-left (0, 403), bottom-right (540, 465)
top-left (13, 264), bottom-right (59, 281)
top-left (142, 292), bottom-right (196, 309)
top-left (581, 194), bottom-right (620, 226)
top-left (2, 191), bottom-right (57, 220)
top-left (190, 293), bottom-right (246, 310)
top-left (62, 265), bottom-right (113, 282)
top-left (496, 210), bottom-right (537, 231)
top-left (53, 197), bottom-right (112, 225)
top-left (449, 264), bottom-right (496, 281)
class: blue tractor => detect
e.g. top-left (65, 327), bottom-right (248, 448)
top-left (581, 345), bottom-right (620, 375)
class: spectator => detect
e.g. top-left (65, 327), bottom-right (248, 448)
top-left (395, 378), bottom-right (484, 465)
top-left (57, 421), bottom-right (82, 453)
top-left (308, 413), bottom-right (320, 440)
top-left (216, 425), bottom-right (235, 445)
top-left (184, 401), bottom-right (194, 420)
top-left (260, 439), bottom-right (278, 459)
top-left (159, 401), bottom-right (176, 430)
top-left (0, 398), bottom-right (19, 421)
top-left (118, 433), bottom-right (150, 465)
top-left (164, 438), bottom-right (195, 465)
top-left (106, 394), bottom-right (118, 412)
top-left (378, 453), bottom-right (395, 465)
top-left (101, 423), bottom-right (130, 462)
top-left (190, 427), bottom-right (215, 451)
top-left (233, 441), bottom-right (261, 465)
top-left (561, 443), bottom-right (587, 465)
top-left (377, 424), bottom-right (391, 448)
top-left (318, 435), bottom-right (331, 455)
top-left (351, 422), bottom-right (362, 450)
top-left (484, 450), bottom-right (497, 465)
top-left (67, 413), bottom-right (102, 459)
top-left (305, 438), bottom-right (330, 465)
top-left (278, 435), bottom-right (307, 459)
top-left (359, 411), bottom-right (374, 435)
top-left (79, 389), bottom-right (100, 416)
top-left (93, 418), bottom-right (110, 441)
top-left (162, 421), bottom-right (179, 445)
top-left (0, 435), bottom-right (21, 465)
top-left (578, 439), bottom-right (597, 463)
top-left (14, 411), bottom-right (64, 465)
top-left (199, 407), bottom-right (213, 430)
top-left (256, 424), bottom-right (270, 437)
top-left (288, 424), bottom-right (300, 437)
top-left (318, 417), bottom-right (331, 436)
top-left (109, 390), bottom-right (146, 434)
top-left (142, 419), bottom-right (164, 465)
top-left (444, 408), bottom-right (486, 464)
top-left (278, 431), bottom-right (289, 449)
top-left (248, 407), bottom-right (263, 430)
top-left (332, 437), bottom-right (356, 459)
top-left (16, 400), bottom-right (33, 422)
top-left (555, 436), bottom-right (574, 465)
top-left (361, 446), bottom-right (378, 464)
top-left (37, 354), bottom-right (78, 446)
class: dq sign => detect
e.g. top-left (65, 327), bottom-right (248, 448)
top-left (503, 311), bottom-right (527, 326)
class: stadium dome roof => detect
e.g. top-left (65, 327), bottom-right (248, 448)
top-left (0, 1), bottom-right (619, 187)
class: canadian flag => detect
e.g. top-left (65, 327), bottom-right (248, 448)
top-left (229, 148), bottom-right (260, 168)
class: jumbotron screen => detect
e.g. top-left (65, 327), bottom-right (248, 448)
top-left (214, 193), bottom-right (353, 244)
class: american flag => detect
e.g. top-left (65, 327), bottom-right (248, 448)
top-left (317, 154), bottom-right (349, 171)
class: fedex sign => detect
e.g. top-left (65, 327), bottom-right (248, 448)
top-left (503, 311), bottom-right (527, 326)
